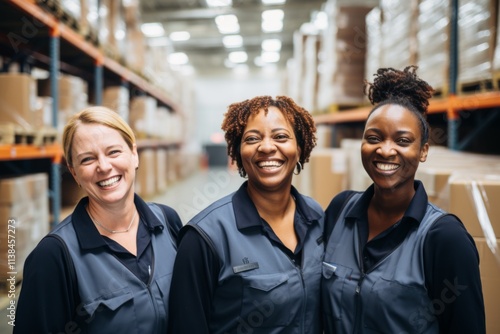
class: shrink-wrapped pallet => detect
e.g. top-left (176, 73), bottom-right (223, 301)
top-left (494, 6), bottom-right (500, 72)
top-left (417, 0), bottom-right (450, 93)
top-left (380, 0), bottom-right (418, 70)
top-left (301, 33), bottom-right (321, 113)
top-left (364, 7), bottom-right (382, 84)
top-left (458, 0), bottom-right (495, 85)
top-left (317, 1), bottom-right (375, 111)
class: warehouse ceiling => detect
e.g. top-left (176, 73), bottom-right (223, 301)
top-left (140, 0), bottom-right (327, 76)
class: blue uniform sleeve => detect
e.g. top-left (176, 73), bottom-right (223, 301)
top-left (14, 235), bottom-right (82, 333)
top-left (424, 214), bottom-right (486, 333)
top-left (168, 226), bottom-right (220, 334)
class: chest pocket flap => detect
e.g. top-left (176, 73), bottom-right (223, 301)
top-left (83, 288), bottom-right (134, 316)
top-left (322, 262), bottom-right (353, 280)
top-left (247, 273), bottom-right (289, 292)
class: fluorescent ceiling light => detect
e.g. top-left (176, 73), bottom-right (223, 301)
top-left (206, 0), bottom-right (232, 7)
top-left (261, 51), bottom-right (280, 63)
top-left (262, 0), bottom-right (286, 4)
top-left (169, 31), bottom-right (190, 41)
top-left (223, 35), bottom-right (243, 48)
top-left (141, 22), bottom-right (164, 37)
top-left (147, 37), bottom-right (169, 47)
top-left (215, 14), bottom-right (240, 34)
top-left (168, 52), bottom-right (189, 65)
top-left (262, 20), bottom-right (283, 33)
top-left (262, 9), bottom-right (284, 21)
top-left (228, 51), bottom-right (248, 63)
top-left (115, 29), bottom-right (125, 40)
top-left (261, 38), bottom-right (281, 51)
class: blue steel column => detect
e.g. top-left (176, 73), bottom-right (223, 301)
top-left (94, 59), bottom-right (103, 105)
top-left (50, 27), bottom-right (60, 229)
top-left (448, 0), bottom-right (459, 150)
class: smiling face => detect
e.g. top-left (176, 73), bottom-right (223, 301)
top-left (240, 106), bottom-right (301, 192)
top-left (361, 104), bottom-right (429, 193)
top-left (68, 123), bottom-right (139, 207)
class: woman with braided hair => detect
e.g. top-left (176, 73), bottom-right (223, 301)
top-left (169, 95), bottom-right (325, 333)
top-left (321, 66), bottom-right (485, 333)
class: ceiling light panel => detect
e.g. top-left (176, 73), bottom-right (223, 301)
top-left (215, 14), bottom-right (240, 34)
top-left (168, 52), bottom-right (189, 65)
top-left (261, 39), bottom-right (281, 51)
top-left (206, 0), bottom-right (232, 7)
top-left (169, 31), bottom-right (190, 41)
top-left (228, 51), bottom-right (248, 63)
top-left (141, 22), bottom-right (165, 37)
top-left (261, 0), bottom-right (286, 4)
top-left (223, 35), bottom-right (243, 48)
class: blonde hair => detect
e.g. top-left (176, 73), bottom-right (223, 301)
top-left (62, 106), bottom-right (136, 166)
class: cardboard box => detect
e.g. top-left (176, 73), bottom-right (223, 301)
top-left (449, 175), bottom-right (500, 238)
top-left (156, 149), bottom-right (168, 193)
top-left (102, 86), bottom-right (130, 123)
top-left (136, 148), bottom-right (156, 198)
top-left (474, 238), bottom-right (500, 334)
top-left (309, 148), bottom-right (348, 209)
top-left (129, 96), bottom-right (157, 138)
top-left (0, 73), bottom-right (37, 127)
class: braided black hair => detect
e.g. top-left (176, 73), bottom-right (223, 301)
top-left (364, 65), bottom-right (434, 145)
top-left (221, 95), bottom-right (317, 177)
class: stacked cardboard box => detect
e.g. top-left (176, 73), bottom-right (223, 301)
top-left (129, 96), bottom-right (158, 139)
top-left (448, 172), bottom-right (500, 334)
top-left (135, 148), bottom-right (156, 198)
top-left (102, 86), bottom-right (130, 123)
top-left (38, 74), bottom-right (89, 135)
top-left (0, 174), bottom-right (50, 284)
top-left (0, 73), bottom-right (37, 129)
top-left (317, 2), bottom-right (375, 111)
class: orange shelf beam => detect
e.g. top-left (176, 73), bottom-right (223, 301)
top-left (0, 144), bottom-right (63, 163)
top-left (315, 92), bottom-right (500, 125)
top-left (8, 0), bottom-right (179, 111)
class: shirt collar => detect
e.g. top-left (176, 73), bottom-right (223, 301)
top-left (72, 194), bottom-right (163, 250)
top-left (232, 181), bottom-right (322, 231)
top-left (345, 180), bottom-right (428, 225)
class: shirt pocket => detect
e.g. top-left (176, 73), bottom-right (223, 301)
top-left (321, 261), bottom-right (353, 321)
top-left (364, 277), bottom-right (435, 333)
top-left (241, 272), bottom-right (294, 327)
top-left (83, 287), bottom-right (134, 324)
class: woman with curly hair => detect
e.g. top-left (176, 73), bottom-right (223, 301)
top-left (321, 66), bottom-right (485, 333)
top-left (169, 95), bottom-right (325, 333)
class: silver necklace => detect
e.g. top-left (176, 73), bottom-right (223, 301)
top-left (87, 207), bottom-right (137, 234)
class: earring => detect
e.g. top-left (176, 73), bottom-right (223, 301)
top-left (294, 161), bottom-right (303, 175)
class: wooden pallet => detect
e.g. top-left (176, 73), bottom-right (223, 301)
top-left (0, 124), bottom-right (58, 146)
top-left (432, 84), bottom-right (449, 99)
top-left (33, 127), bottom-right (58, 146)
top-left (327, 102), bottom-right (368, 113)
top-left (0, 124), bottom-right (34, 145)
top-left (493, 71), bottom-right (500, 90)
top-left (36, 0), bottom-right (80, 31)
top-left (458, 78), bottom-right (495, 95)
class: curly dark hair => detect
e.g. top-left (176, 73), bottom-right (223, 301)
top-left (221, 95), bottom-right (317, 177)
top-left (364, 65), bottom-right (434, 146)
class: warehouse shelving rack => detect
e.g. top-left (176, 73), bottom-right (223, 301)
top-left (0, 0), bottom-right (181, 228)
top-left (314, 0), bottom-right (500, 154)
